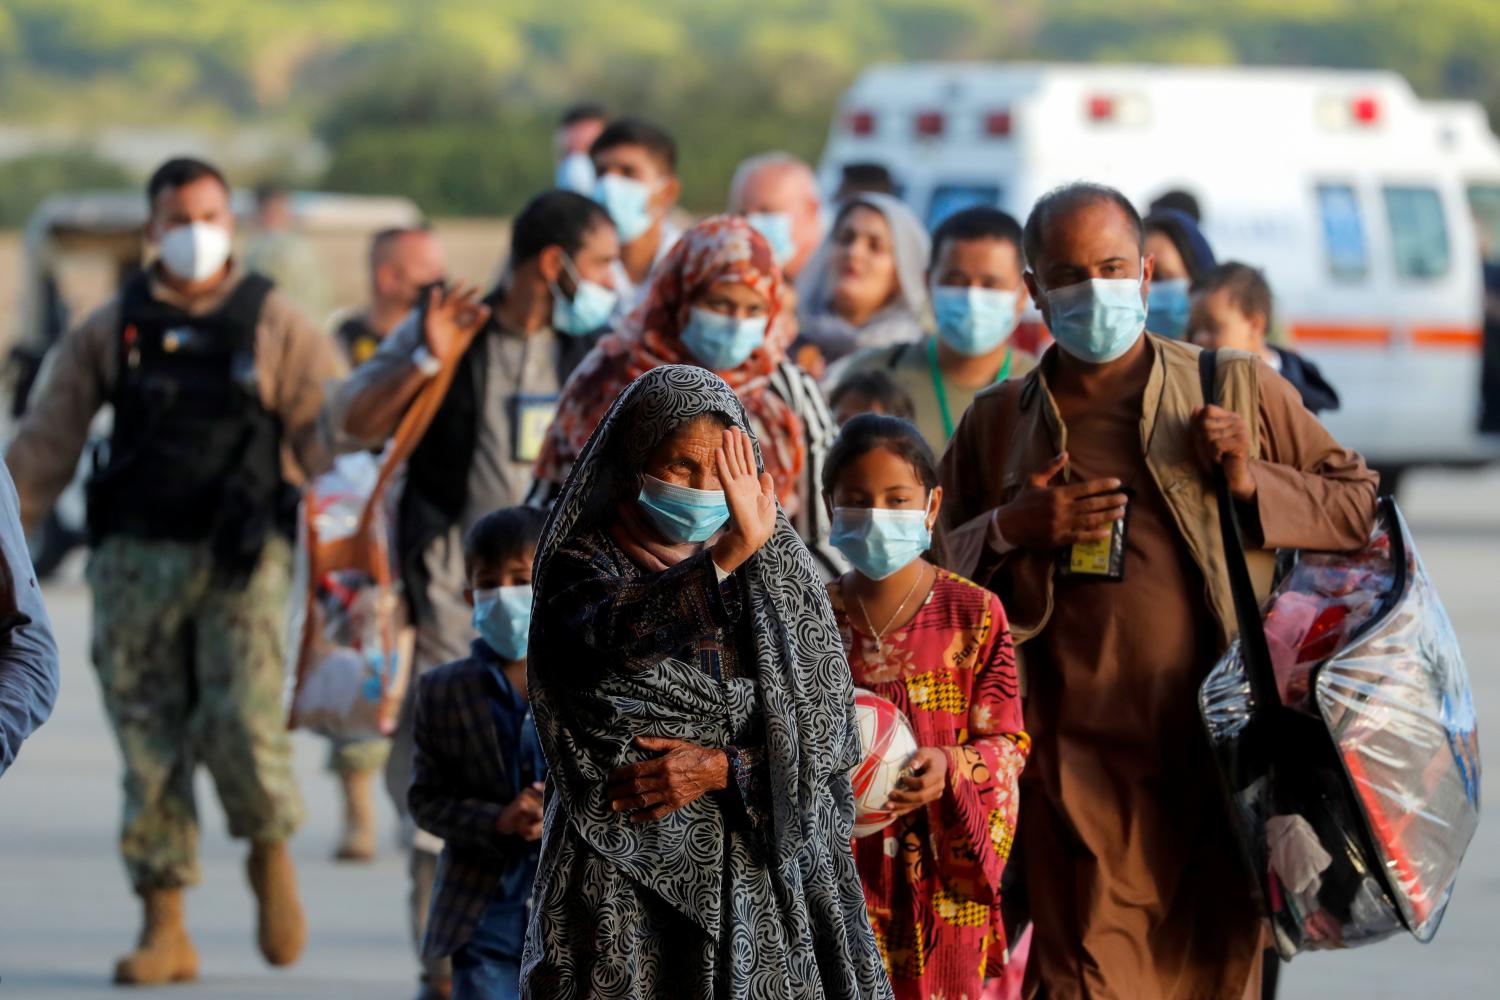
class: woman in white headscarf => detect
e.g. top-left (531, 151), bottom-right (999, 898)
top-left (795, 193), bottom-right (930, 378)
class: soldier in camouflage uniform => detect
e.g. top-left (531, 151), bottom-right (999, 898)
top-left (5, 157), bottom-right (345, 985)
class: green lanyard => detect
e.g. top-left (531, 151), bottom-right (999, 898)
top-left (927, 337), bottom-right (1012, 440)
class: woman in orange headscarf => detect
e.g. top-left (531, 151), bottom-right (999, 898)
top-left (534, 215), bottom-right (843, 575)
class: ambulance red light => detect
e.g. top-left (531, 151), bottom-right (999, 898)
top-left (984, 110), bottom-right (1012, 137)
top-left (1087, 95), bottom-right (1116, 122)
top-left (914, 110), bottom-right (945, 138)
top-left (847, 109), bottom-right (877, 136)
top-left (1351, 96), bottom-right (1381, 125)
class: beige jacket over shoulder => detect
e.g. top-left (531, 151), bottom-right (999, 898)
top-left (939, 335), bottom-right (1379, 649)
top-left (4, 265), bottom-right (347, 531)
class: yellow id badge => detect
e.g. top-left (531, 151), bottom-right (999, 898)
top-left (1055, 487), bottom-right (1133, 583)
top-left (1068, 536), bottom-right (1115, 575)
top-left (512, 395), bottom-right (559, 464)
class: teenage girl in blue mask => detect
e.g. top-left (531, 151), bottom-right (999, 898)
top-left (822, 414), bottom-right (1030, 999)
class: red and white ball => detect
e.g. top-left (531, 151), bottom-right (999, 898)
top-left (850, 687), bottom-right (919, 838)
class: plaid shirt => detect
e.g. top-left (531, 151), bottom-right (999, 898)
top-left (409, 645), bottom-right (543, 960)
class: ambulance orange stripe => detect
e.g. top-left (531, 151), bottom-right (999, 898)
top-left (1410, 327), bottom-right (1483, 350)
top-left (1291, 324), bottom-right (1389, 346)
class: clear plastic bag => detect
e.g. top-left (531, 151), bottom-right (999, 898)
top-left (285, 453), bottom-right (412, 742)
top-left (1200, 498), bottom-right (1480, 958)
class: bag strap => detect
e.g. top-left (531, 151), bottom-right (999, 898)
top-left (307, 316), bottom-right (475, 579)
top-left (1198, 349), bottom-right (1280, 715)
top-left (292, 322), bottom-right (467, 724)
top-left (354, 318), bottom-right (477, 540)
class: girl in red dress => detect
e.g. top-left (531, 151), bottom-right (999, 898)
top-left (824, 413), bottom-right (1029, 1000)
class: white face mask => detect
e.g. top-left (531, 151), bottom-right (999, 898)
top-left (157, 222), bottom-right (232, 282)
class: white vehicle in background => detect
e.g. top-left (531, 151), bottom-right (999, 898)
top-left (818, 63), bottom-right (1500, 484)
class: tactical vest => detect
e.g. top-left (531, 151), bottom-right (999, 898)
top-left (88, 272), bottom-right (292, 576)
top-left (335, 314), bottom-right (383, 367)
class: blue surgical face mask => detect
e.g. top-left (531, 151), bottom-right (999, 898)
top-left (638, 474), bottom-right (730, 544)
top-left (830, 502), bottom-right (932, 581)
top-left (555, 152), bottom-right (596, 195)
top-left (593, 174), bottom-right (659, 244)
top-left (746, 212), bottom-right (796, 266)
top-left (1146, 278), bottom-right (1191, 340)
top-left (472, 584), bottom-right (533, 661)
top-left (680, 307), bottom-right (768, 371)
top-left (931, 286), bottom-right (1020, 356)
top-left (1041, 264), bottom-right (1147, 364)
top-left (550, 252), bottom-right (619, 336)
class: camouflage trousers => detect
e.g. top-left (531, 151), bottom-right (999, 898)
top-left (326, 734), bottom-right (391, 776)
top-left (88, 535), bottom-right (305, 891)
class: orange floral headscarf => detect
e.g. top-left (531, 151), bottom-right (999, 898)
top-left (534, 215), bottom-right (806, 512)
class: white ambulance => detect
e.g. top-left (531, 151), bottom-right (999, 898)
top-left (817, 63), bottom-right (1500, 479)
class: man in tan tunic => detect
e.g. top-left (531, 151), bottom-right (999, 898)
top-left (939, 183), bottom-right (1378, 1000)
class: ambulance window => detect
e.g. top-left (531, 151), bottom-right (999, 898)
top-left (927, 184), bottom-right (1000, 229)
top-left (1466, 184), bottom-right (1500, 265)
top-left (1383, 186), bottom-right (1450, 279)
top-left (1315, 184), bottom-right (1368, 281)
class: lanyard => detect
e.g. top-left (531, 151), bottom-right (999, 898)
top-left (927, 337), bottom-right (1012, 440)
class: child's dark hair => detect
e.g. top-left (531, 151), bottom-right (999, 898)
top-left (463, 506), bottom-right (547, 575)
top-left (930, 206), bottom-right (1025, 270)
top-left (1196, 261), bottom-right (1273, 326)
top-left (828, 370), bottom-right (916, 422)
top-left (822, 414), bottom-right (946, 564)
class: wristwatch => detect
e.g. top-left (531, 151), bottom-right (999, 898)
top-left (410, 344), bottom-right (442, 378)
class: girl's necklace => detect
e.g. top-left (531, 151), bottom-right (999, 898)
top-left (853, 564), bottom-right (928, 656)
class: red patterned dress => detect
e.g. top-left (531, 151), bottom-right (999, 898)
top-left (829, 569), bottom-right (1029, 1000)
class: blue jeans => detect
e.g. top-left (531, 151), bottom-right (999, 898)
top-left (452, 897), bottom-right (526, 1000)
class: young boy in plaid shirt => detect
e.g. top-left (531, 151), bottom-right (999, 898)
top-left (409, 507), bottom-right (548, 1000)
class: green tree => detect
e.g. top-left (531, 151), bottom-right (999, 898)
top-left (0, 150), bottom-right (133, 227)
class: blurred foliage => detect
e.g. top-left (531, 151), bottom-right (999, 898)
top-left (0, 150), bottom-right (134, 227)
top-left (4, 1), bottom-right (1500, 214)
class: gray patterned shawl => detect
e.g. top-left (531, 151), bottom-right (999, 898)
top-left (526, 364), bottom-right (888, 997)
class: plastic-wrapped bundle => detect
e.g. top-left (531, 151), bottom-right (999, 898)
top-left (285, 452), bottom-right (412, 741)
top-left (1200, 498), bottom-right (1479, 958)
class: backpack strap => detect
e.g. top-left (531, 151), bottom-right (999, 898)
top-left (1198, 349), bottom-right (1280, 715)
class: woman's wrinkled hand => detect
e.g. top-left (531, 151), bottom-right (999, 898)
top-left (711, 427), bottom-right (778, 575)
top-left (606, 736), bottom-right (730, 823)
top-left (884, 747), bottom-right (948, 816)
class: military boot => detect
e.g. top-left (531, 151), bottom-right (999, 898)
top-left (113, 887), bottom-right (199, 985)
top-left (246, 839), bottom-right (306, 966)
top-left (334, 769), bottom-right (378, 862)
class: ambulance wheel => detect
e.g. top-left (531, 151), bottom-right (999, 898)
top-left (27, 511), bottom-right (81, 582)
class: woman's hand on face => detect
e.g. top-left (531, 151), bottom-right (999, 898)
top-left (884, 747), bottom-right (948, 816)
top-left (606, 736), bottom-right (730, 824)
top-left (711, 427), bottom-right (777, 576)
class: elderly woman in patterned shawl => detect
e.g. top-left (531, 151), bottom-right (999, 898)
top-left (521, 365), bottom-right (892, 1000)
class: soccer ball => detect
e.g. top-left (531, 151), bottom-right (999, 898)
top-left (850, 687), bottom-right (919, 838)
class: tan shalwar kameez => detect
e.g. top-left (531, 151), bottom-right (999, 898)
top-left (939, 340), bottom-right (1377, 1000)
